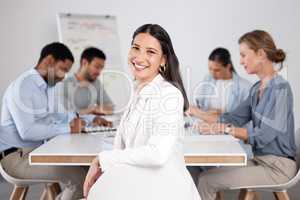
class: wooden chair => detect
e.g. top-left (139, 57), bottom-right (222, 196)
top-left (0, 163), bottom-right (61, 200)
top-left (232, 128), bottom-right (300, 200)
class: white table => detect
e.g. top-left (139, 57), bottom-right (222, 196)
top-left (29, 133), bottom-right (246, 166)
top-left (183, 135), bottom-right (246, 166)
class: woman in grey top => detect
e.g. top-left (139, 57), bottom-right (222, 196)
top-left (195, 30), bottom-right (297, 200)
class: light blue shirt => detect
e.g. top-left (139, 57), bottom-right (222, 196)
top-left (194, 72), bottom-right (253, 158)
top-left (0, 69), bottom-right (74, 152)
top-left (195, 73), bottom-right (251, 112)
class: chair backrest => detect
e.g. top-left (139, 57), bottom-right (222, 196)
top-left (295, 128), bottom-right (300, 165)
top-left (0, 162), bottom-right (56, 186)
top-left (269, 127), bottom-right (300, 190)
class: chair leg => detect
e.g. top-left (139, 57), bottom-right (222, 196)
top-left (216, 191), bottom-right (224, 200)
top-left (40, 188), bottom-right (48, 200)
top-left (238, 189), bottom-right (247, 200)
top-left (253, 191), bottom-right (260, 200)
top-left (243, 190), bottom-right (256, 200)
top-left (46, 183), bottom-right (60, 200)
top-left (273, 191), bottom-right (290, 200)
top-left (52, 182), bottom-right (61, 194)
top-left (10, 185), bottom-right (29, 200)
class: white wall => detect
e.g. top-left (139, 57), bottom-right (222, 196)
top-left (0, 0), bottom-right (299, 123)
top-left (1, 0), bottom-right (300, 198)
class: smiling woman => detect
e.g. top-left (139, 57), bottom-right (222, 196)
top-left (83, 24), bottom-right (201, 200)
top-left (131, 24), bottom-right (189, 110)
top-left (129, 32), bottom-right (165, 83)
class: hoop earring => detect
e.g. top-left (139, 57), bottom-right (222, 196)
top-left (159, 64), bottom-right (167, 73)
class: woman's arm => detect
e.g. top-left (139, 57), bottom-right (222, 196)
top-left (219, 93), bottom-right (252, 127)
top-left (194, 122), bottom-right (249, 141)
top-left (186, 105), bottom-right (221, 123)
top-left (83, 157), bottom-right (102, 198)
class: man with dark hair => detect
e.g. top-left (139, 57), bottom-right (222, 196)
top-left (38, 42), bottom-right (75, 64)
top-left (0, 42), bottom-right (88, 200)
top-left (62, 47), bottom-right (114, 119)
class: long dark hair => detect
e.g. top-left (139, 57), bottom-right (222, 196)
top-left (208, 47), bottom-right (236, 73)
top-left (132, 24), bottom-right (189, 111)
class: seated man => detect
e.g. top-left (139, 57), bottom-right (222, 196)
top-left (62, 47), bottom-right (114, 122)
top-left (0, 42), bottom-right (102, 200)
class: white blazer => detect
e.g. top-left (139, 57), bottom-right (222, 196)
top-left (88, 74), bottom-right (201, 200)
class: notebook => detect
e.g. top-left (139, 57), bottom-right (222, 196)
top-left (84, 126), bottom-right (117, 133)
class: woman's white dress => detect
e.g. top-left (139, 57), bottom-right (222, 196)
top-left (88, 74), bottom-right (201, 200)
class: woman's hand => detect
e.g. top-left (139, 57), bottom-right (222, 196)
top-left (83, 157), bottom-right (103, 198)
top-left (185, 105), bottom-right (198, 116)
top-left (185, 106), bottom-right (221, 123)
top-left (207, 108), bottom-right (222, 116)
top-left (193, 122), bottom-right (226, 135)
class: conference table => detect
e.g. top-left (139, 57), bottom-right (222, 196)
top-left (29, 129), bottom-right (247, 167)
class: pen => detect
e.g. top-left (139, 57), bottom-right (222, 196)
top-left (76, 112), bottom-right (80, 118)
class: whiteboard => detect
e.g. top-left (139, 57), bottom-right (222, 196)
top-left (57, 13), bottom-right (122, 70)
top-left (56, 13), bottom-right (132, 112)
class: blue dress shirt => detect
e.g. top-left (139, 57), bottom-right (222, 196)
top-left (220, 75), bottom-right (296, 158)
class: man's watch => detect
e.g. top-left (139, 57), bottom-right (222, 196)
top-left (224, 124), bottom-right (232, 135)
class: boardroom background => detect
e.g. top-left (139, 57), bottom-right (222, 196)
top-left (0, 0), bottom-right (299, 130)
top-left (1, 1), bottom-right (300, 199)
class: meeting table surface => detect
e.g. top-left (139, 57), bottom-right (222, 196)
top-left (29, 130), bottom-right (247, 167)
